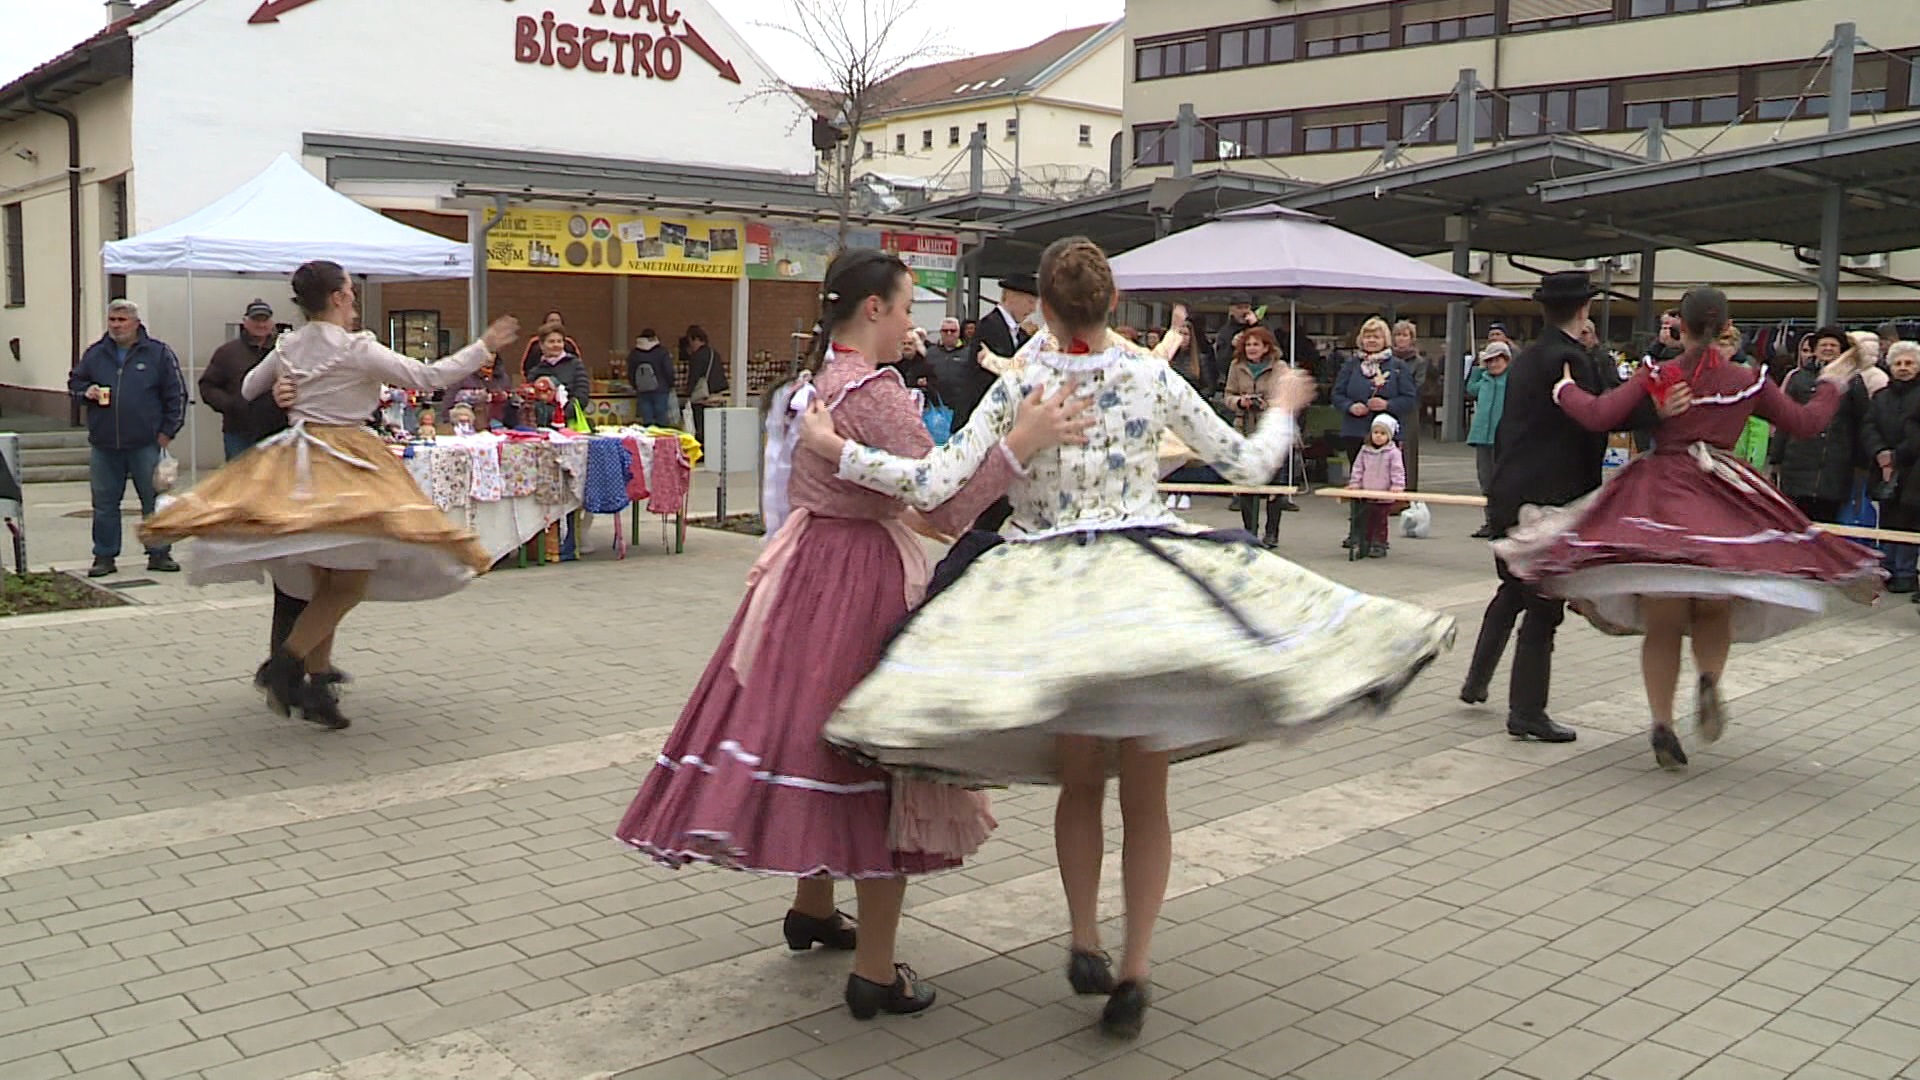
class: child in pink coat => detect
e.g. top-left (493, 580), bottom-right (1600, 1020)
top-left (1347, 413), bottom-right (1407, 560)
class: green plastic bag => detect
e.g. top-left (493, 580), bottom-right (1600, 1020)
top-left (1734, 415), bottom-right (1770, 470)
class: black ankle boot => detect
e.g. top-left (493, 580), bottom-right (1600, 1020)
top-left (1067, 948), bottom-right (1115, 995)
top-left (1100, 980), bottom-right (1151, 1039)
top-left (260, 650), bottom-right (306, 718)
top-left (845, 964), bottom-right (935, 1020)
top-left (299, 677), bottom-right (350, 730)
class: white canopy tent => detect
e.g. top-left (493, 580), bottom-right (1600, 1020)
top-left (102, 154), bottom-right (473, 474)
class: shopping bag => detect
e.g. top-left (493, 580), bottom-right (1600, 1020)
top-left (153, 448), bottom-right (179, 493)
top-left (1733, 416), bottom-right (1770, 470)
top-left (566, 400), bottom-right (593, 434)
top-left (1401, 501), bottom-right (1432, 538)
top-left (922, 401), bottom-right (954, 446)
top-left (1839, 479), bottom-right (1881, 550)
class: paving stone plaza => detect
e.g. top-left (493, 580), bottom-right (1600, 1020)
top-left (3, 466), bottom-right (1920, 1080)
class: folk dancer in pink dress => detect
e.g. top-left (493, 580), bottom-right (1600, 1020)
top-left (1495, 287), bottom-right (1883, 770)
top-left (612, 249), bottom-right (1091, 1019)
top-left (797, 238), bottom-right (1455, 1040)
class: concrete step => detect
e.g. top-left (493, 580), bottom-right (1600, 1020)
top-left (22, 446), bottom-right (89, 468)
top-left (22, 465), bottom-right (90, 484)
top-left (13, 431), bottom-right (90, 451)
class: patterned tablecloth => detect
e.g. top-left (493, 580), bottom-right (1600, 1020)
top-left (394, 430), bottom-right (693, 561)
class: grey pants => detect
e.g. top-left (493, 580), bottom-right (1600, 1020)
top-left (1475, 445), bottom-right (1496, 528)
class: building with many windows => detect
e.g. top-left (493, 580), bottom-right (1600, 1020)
top-left (1120, 0), bottom-right (1920, 323)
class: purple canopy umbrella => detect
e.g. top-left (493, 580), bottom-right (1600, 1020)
top-left (1108, 204), bottom-right (1516, 304)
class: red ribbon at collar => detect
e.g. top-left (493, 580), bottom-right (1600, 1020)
top-left (1065, 338), bottom-right (1093, 354)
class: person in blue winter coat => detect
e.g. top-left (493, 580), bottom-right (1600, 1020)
top-left (1331, 317), bottom-right (1418, 465)
top-left (68, 299), bottom-right (187, 578)
top-left (1466, 340), bottom-right (1512, 538)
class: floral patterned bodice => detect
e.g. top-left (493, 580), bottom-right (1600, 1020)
top-left (836, 344), bottom-right (1297, 538)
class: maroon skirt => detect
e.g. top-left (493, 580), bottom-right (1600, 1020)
top-left (1496, 443), bottom-right (1884, 642)
top-left (613, 516), bottom-right (956, 879)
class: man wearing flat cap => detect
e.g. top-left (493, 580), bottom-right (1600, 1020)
top-left (1462, 271), bottom-right (1670, 743)
top-left (200, 298), bottom-right (286, 463)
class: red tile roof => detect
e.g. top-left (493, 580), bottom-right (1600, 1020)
top-left (798, 22), bottom-right (1114, 122)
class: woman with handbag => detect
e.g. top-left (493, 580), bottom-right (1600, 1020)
top-left (684, 325), bottom-right (728, 445)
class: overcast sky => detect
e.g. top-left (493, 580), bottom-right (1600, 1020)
top-left (0, 0), bottom-right (1125, 87)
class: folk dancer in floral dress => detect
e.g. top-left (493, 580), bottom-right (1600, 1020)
top-left (612, 249), bottom-right (1091, 1020)
top-left (797, 237), bottom-right (1456, 1040)
top-left (1495, 286), bottom-right (1883, 770)
top-left (141, 261), bottom-right (517, 729)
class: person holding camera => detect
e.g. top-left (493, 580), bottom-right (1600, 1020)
top-left (1224, 326), bottom-right (1292, 547)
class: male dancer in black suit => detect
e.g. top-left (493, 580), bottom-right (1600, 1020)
top-left (1462, 271), bottom-right (1674, 742)
top-left (967, 273), bottom-right (1038, 533)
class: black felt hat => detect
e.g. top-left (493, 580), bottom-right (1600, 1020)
top-left (1532, 271), bottom-right (1599, 305)
top-left (998, 273), bottom-right (1038, 296)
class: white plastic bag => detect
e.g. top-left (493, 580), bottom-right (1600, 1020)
top-left (153, 448), bottom-right (180, 493)
top-left (1401, 501), bottom-right (1431, 539)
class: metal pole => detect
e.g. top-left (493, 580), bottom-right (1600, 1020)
top-left (1174, 104), bottom-right (1197, 179)
top-left (1817, 22), bottom-right (1855, 327)
top-left (1637, 119), bottom-right (1664, 342)
top-left (185, 269), bottom-right (198, 480)
top-left (968, 129), bottom-right (985, 195)
top-left (1441, 70), bottom-right (1479, 444)
top-left (470, 195), bottom-right (509, 348)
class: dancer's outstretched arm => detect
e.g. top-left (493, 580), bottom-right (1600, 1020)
top-left (1160, 365), bottom-right (1309, 486)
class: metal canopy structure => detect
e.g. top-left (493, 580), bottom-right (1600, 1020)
top-left (1272, 136), bottom-right (1650, 260)
top-left (971, 170), bottom-right (1306, 277)
top-left (1535, 115), bottom-right (1920, 256)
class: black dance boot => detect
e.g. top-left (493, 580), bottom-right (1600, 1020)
top-left (1260, 504), bottom-right (1280, 549)
top-left (259, 649), bottom-right (305, 718)
top-left (1100, 980), bottom-right (1152, 1039)
top-left (299, 676), bottom-right (350, 730)
top-left (1239, 499), bottom-right (1260, 536)
top-left (783, 909), bottom-right (857, 951)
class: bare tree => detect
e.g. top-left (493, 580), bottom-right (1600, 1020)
top-left (755, 0), bottom-right (948, 249)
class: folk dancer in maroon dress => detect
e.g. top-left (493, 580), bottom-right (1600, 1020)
top-left (1494, 287), bottom-right (1883, 770)
top-left (612, 250), bottom-right (1090, 1019)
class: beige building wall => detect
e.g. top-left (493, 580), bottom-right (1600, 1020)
top-left (1121, 0), bottom-right (1920, 316)
top-left (854, 34), bottom-right (1125, 196)
top-left (0, 80), bottom-right (135, 414)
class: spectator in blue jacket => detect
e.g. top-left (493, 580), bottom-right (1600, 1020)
top-left (1332, 316), bottom-right (1419, 468)
top-left (68, 299), bottom-right (186, 578)
top-left (1466, 340), bottom-right (1513, 537)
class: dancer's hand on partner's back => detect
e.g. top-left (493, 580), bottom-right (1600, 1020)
top-left (273, 376), bottom-right (297, 410)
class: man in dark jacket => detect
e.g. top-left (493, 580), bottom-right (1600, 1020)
top-left (1771, 326), bottom-right (1865, 523)
top-left (626, 330), bottom-right (675, 427)
top-left (1461, 272), bottom-right (1668, 743)
top-left (68, 300), bottom-right (186, 578)
top-left (969, 274), bottom-right (1038, 534)
top-left (200, 298), bottom-right (285, 461)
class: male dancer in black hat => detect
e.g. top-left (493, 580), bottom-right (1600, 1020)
top-left (1461, 271), bottom-right (1674, 742)
top-left (966, 274), bottom-right (1039, 532)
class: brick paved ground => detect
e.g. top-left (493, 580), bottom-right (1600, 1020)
top-left (3, 447), bottom-right (1918, 1080)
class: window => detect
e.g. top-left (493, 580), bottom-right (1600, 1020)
top-left (1399, 93), bottom-right (1495, 145)
top-left (104, 178), bottom-right (128, 302)
top-left (1624, 73), bottom-right (1740, 129)
top-left (1629, 0), bottom-right (1744, 14)
top-left (1507, 0), bottom-right (1612, 32)
top-left (862, 140), bottom-right (873, 160)
top-left (3, 202), bottom-right (21, 306)
top-left (1299, 107), bottom-right (1388, 153)
top-left (1217, 22), bottom-right (1294, 70)
top-left (1133, 125), bottom-right (1175, 167)
top-left (894, 133), bottom-right (906, 154)
top-left (1755, 60), bottom-right (1889, 121)
top-left (1005, 118), bottom-right (1018, 139)
top-left (1135, 37), bottom-right (1206, 80)
top-left (1399, 0), bottom-right (1496, 46)
top-left (976, 121), bottom-right (987, 135)
top-left (921, 130), bottom-right (933, 150)
top-left (949, 125), bottom-right (961, 147)
top-left (1079, 124), bottom-right (1092, 147)
top-left (1302, 9), bottom-right (1390, 58)
top-left (1506, 85), bottom-right (1612, 136)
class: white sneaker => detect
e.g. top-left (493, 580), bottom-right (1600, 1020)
top-left (1165, 494), bottom-right (1178, 509)
top-left (1176, 495), bottom-right (1192, 510)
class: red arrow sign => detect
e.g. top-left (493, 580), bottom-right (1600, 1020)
top-left (677, 21), bottom-right (740, 84)
top-left (249, 0), bottom-right (324, 24)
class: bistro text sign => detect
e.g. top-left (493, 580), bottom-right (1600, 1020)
top-left (514, 1), bottom-right (741, 83)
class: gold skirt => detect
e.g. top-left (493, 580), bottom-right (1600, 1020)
top-left (141, 424), bottom-right (491, 602)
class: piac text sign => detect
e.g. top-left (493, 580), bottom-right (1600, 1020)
top-left (485, 209), bottom-right (747, 278)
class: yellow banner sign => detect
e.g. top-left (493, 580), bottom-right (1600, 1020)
top-left (484, 209), bottom-right (744, 279)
